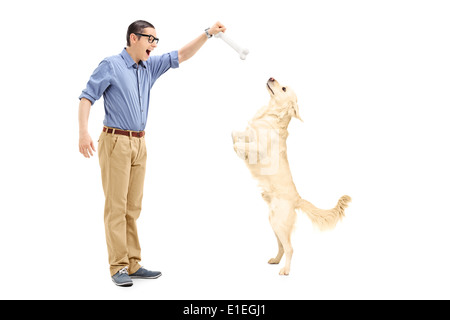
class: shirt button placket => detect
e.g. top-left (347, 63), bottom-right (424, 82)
top-left (137, 68), bottom-right (144, 130)
top-left (140, 72), bottom-right (143, 130)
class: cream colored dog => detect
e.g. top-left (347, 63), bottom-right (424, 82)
top-left (232, 78), bottom-right (351, 275)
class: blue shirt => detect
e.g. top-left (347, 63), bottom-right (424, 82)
top-left (79, 48), bottom-right (179, 131)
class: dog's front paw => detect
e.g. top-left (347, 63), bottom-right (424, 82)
top-left (231, 131), bottom-right (239, 143)
top-left (233, 143), bottom-right (248, 160)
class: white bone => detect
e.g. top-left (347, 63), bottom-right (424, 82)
top-left (215, 32), bottom-right (249, 60)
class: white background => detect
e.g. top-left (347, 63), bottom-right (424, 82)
top-left (0, 0), bottom-right (449, 300)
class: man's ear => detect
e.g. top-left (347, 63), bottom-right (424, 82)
top-left (129, 33), bottom-right (138, 45)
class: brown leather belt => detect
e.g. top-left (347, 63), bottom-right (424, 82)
top-left (103, 127), bottom-right (145, 138)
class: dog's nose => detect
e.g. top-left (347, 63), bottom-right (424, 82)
top-left (269, 77), bottom-right (275, 82)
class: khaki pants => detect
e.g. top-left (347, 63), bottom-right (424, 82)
top-left (98, 128), bottom-right (147, 276)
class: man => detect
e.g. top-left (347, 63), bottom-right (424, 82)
top-left (78, 20), bottom-right (226, 287)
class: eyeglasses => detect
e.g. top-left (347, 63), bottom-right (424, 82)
top-left (134, 33), bottom-right (159, 44)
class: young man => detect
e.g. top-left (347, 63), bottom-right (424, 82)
top-left (78, 20), bottom-right (226, 287)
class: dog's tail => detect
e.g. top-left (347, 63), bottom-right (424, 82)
top-left (296, 195), bottom-right (351, 231)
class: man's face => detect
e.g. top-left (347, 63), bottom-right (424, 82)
top-left (132, 27), bottom-right (158, 62)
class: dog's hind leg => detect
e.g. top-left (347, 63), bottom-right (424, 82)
top-left (268, 232), bottom-right (284, 264)
top-left (268, 198), bottom-right (296, 275)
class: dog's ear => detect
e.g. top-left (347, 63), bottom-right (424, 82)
top-left (289, 100), bottom-right (303, 122)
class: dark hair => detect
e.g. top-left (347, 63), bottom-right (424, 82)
top-left (126, 20), bottom-right (155, 46)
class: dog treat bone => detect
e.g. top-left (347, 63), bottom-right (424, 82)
top-left (215, 32), bottom-right (249, 60)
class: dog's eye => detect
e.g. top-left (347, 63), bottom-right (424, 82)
top-left (282, 87), bottom-right (287, 92)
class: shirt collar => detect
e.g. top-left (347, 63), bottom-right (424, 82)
top-left (120, 48), bottom-right (147, 69)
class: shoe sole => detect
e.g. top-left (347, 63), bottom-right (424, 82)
top-left (112, 279), bottom-right (133, 287)
top-left (129, 273), bottom-right (162, 280)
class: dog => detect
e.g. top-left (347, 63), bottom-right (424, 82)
top-left (232, 78), bottom-right (351, 275)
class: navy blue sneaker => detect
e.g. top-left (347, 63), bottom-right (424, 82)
top-left (112, 267), bottom-right (133, 287)
top-left (129, 267), bottom-right (162, 279)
